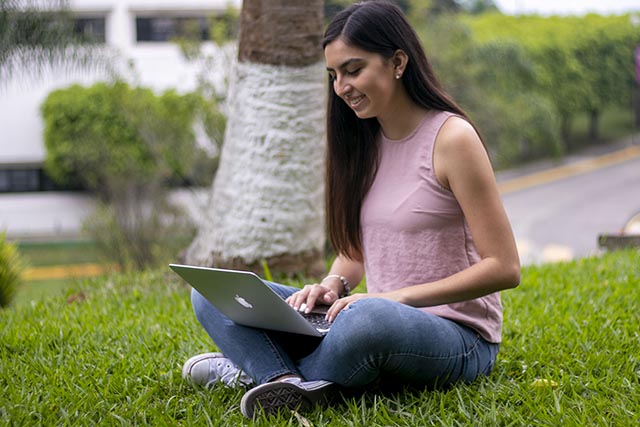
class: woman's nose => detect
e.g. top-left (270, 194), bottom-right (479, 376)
top-left (334, 77), bottom-right (350, 97)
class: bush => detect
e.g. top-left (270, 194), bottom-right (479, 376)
top-left (0, 232), bottom-right (23, 308)
top-left (41, 81), bottom-right (225, 270)
top-left (83, 199), bottom-right (196, 272)
top-left (41, 81), bottom-right (224, 197)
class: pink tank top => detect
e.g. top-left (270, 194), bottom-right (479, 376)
top-left (360, 110), bottom-right (502, 343)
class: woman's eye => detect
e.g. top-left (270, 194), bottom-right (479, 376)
top-left (346, 68), bottom-right (361, 76)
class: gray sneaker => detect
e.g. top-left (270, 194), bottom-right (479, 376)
top-left (240, 377), bottom-right (335, 418)
top-left (182, 352), bottom-right (253, 388)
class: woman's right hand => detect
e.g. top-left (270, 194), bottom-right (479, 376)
top-left (285, 283), bottom-right (340, 314)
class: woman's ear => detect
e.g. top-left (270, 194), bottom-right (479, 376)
top-left (392, 49), bottom-right (409, 77)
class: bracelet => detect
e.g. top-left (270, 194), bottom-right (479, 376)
top-left (321, 274), bottom-right (350, 297)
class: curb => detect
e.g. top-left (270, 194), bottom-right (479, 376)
top-left (24, 263), bottom-right (117, 281)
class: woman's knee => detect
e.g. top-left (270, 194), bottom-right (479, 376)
top-left (191, 288), bottom-right (213, 320)
top-left (342, 298), bottom-right (408, 327)
top-left (332, 298), bottom-right (405, 349)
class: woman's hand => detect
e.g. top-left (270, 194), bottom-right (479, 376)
top-left (287, 255), bottom-right (366, 318)
top-left (324, 293), bottom-right (367, 322)
top-left (286, 283), bottom-right (340, 313)
top-left (325, 292), bottom-right (400, 322)
top-left (288, 283), bottom-right (400, 323)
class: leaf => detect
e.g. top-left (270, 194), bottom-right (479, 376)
top-left (292, 410), bottom-right (314, 427)
top-left (531, 378), bottom-right (559, 388)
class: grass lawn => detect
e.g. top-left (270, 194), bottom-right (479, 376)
top-left (16, 240), bottom-right (103, 268)
top-left (13, 240), bottom-right (108, 307)
top-left (1, 249), bottom-right (638, 426)
top-left (13, 278), bottom-right (72, 306)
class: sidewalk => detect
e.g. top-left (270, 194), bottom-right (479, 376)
top-left (0, 188), bottom-right (210, 241)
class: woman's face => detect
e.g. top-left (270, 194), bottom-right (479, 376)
top-left (324, 38), bottom-right (400, 120)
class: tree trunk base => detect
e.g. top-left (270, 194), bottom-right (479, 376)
top-left (598, 234), bottom-right (640, 251)
top-left (181, 249), bottom-right (327, 280)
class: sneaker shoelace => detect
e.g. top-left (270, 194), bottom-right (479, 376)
top-left (208, 359), bottom-right (253, 388)
top-left (280, 377), bottom-right (332, 390)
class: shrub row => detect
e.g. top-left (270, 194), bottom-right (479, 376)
top-left (465, 13), bottom-right (640, 158)
top-left (413, 12), bottom-right (640, 167)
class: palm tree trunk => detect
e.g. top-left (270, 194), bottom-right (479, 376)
top-left (185, 0), bottom-right (326, 276)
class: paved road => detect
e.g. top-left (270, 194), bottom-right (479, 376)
top-left (499, 147), bottom-right (640, 265)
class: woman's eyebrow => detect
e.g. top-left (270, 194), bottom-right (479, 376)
top-left (326, 58), bottom-right (365, 72)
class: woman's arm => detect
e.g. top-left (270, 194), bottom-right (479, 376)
top-left (326, 116), bottom-right (520, 319)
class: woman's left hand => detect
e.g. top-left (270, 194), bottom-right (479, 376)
top-left (326, 292), bottom-right (389, 322)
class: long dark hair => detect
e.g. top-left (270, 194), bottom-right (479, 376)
top-left (323, 0), bottom-right (472, 260)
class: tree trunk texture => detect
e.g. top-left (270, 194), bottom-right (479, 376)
top-left (633, 83), bottom-right (640, 128)
top-left (588, 109), bottom-right (600, 142)
top-left (185, 0), bottom-right (326, 277)
top-left (560, 115), bottom-right (572, 151)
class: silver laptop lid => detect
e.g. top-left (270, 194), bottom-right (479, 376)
top-left (169, 264), bottom-right (326, 337)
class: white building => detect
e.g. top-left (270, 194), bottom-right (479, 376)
top-left (0, 0), bottom-right (240, 193)
top-left (0, 0), bottom-right (240, 239)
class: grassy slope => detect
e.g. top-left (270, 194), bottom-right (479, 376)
top-left (17, 241), bottom-right (102, 267)
top-left (14, 241), bottom-right (104, 306)
top-left (1, 250), bottom-right (638, 426)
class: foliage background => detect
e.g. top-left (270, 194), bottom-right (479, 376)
top-left (464, 14), bottom-right (640, 145)
top-left (40, 82), bottom-right (226, 271)
top-left (415, 11), bottom-right (640, 167)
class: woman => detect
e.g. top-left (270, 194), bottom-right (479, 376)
top-left (182, 0), bottom-right (520, 418)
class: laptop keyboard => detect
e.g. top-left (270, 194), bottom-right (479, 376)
top-left (301, 312), bottom-right (332, 332)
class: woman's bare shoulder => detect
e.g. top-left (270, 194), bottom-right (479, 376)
top-left (437, 115), bottom-right (482, 151)
top-left (434, 115), bottom-right (489, 189)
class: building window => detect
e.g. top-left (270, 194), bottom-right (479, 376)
top-left (0, 167), bottom-right (79, 193)
top-left (0, 171), bottom-right (9, 192)
top-left (73, 17), bottom-right (106, 43)
top-left (0, 169), bottom-right (39, 192)
top-left (136, 16), bottom-right (210, 42)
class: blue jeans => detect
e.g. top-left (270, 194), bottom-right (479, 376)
top-left (191, 282), bottom-right (499, 388)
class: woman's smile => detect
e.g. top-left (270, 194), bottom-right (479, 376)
top-left (348, 94), bottom-right (366, 109)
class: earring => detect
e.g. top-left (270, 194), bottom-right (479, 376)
top-left (395, 73), bottom-right (401, 79)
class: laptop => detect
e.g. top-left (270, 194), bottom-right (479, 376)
top-left (169, 264), bottom-right (331, 337)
